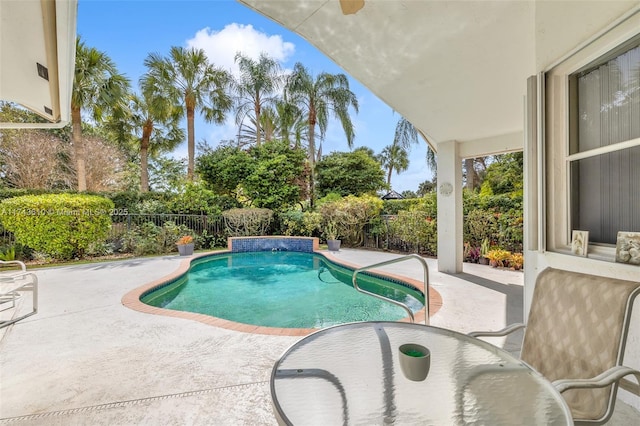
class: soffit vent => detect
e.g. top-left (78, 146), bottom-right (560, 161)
top-left (44, 106), bottom-right (53, 115)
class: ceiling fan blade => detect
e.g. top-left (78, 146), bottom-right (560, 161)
top-left (339, 0), bottom-right (365, 15)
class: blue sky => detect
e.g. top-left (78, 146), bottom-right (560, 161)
top-left (77, 0), bottom-right (431, 192)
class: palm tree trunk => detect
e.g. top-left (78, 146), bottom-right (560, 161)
top-left (465, 157), bottom-right (476, 190)
top-left (140, 121), bottom-right (152, 192)
top-left (308, 112), bottom-right (316, 207)
top-left (186, 102), bottom-right (195, 181)
top-left (264, 119), bottom-right (273, 143)
top-left (255, 94), bottom-right (261, 146)
top-left (387, 167), bottom-right (393, 186)
top-left (71, 105), bottom-right (87, 192)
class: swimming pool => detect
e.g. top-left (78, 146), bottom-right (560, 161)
top-left (141, 251), bottom-right (425, 329)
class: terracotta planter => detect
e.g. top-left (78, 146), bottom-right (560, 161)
top-left (177, 243), bottom-right (194, 256)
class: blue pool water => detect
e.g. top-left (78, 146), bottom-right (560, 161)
top-left (141, 251), bottom-right (425, 329)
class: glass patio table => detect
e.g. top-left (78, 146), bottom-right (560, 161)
top-left (271, 321), bottom-right (573, 425)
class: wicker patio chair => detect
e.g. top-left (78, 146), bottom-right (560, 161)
top-left (470, 267), bottom-right (640, 425)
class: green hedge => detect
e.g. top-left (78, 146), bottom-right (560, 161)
top-left (387, 211), bottom-right (437, 255)
top-left (319, 195), bottom-right (383, 245)
top-left (0, 194), bottom-right (114, 259)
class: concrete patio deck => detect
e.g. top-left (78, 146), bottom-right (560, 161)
top-left (1, 249), bottom-right (638, 425)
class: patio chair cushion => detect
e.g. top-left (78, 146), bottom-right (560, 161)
top-left (521, 268), bottom-right (640, 421)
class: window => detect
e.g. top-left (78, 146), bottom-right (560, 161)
top-left (544, 15), bottom-right (640, 258)
top-left (568, 42), bottom-right (640, 245)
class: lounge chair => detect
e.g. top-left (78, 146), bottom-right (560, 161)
top-left (470, 267), bottom-right (640, 425)
top-left (0, 260), bottom-right (38, 328)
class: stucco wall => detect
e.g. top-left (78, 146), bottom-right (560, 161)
top-left (528, 1), bottom-right (640, 410)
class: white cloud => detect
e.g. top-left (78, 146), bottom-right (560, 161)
top-left (186, 23), bottom-right (295, 76)
top-left (204, 116), bottom-right (238, 146)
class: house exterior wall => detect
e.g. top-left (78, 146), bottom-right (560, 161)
top-left (525, 2), bottom-right (640, 409)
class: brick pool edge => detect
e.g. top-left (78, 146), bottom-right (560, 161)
top-left (122, 241), bottom-right (442, 336)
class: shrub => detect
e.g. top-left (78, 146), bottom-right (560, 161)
top-left (485, 248), bottom-right (511, 267)
top-left (0, 246), bottom-right (15, 261)
top-left (382, 194), bottom-right (437, 216)
top-left (137, 199), bottom-right (170, 215)
top-left (464, 209), bottom-right (499, 248)
top-left (279, 210), bottom-right (322, 237)
top-left (382, 199), bottom-right (420, 215)
top-left (167, 184), bottom-right (222, 215)
top-left (508, 252), bottom-right (524, 270)
top-left (387, 210), bottom-right (437, 255)
top-left (0, 238), bottom-right (34, 261)
top-left (319, 195), bottom-right (383, 245)
top-left (105, 191), bottom-right (171, 213)
top-left (222, 208), bottom-right (273, 236)
top-left (409, 193), bottom-right (437, 217)
top-left (0, 194), bottom-right (113, 259)
top-left (194, 229), bottom-right (227, 250)
top-left (0, 188), bottom-right (51, 202)
top-left (463, 243), bottom-right (481, 263)
top-left (86, 241), bottom-right (114, 257)
top-left (119, 221), bottom-right (192, 256)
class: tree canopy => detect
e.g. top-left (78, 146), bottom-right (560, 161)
top-left (315, 148), bottom-right (386, 197)
top-left (196, 140), bottom-right (306, 210)
top-left (243, 141), bottom-right (306, 210)
top-left (196, 144), bottom-right (253, 196)
top-left (72, 38), bottom-right (130, 191)
top-left (480, 152), bottom-right (523, 196)
top-left (285, 62), bottom-right (359, 204)
top-left (143, 46), bottom-right (232, 181)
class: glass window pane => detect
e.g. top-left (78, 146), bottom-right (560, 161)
top-left (571, 145), bottom-right (640, 244)
top-left (575, 44), bottom-right (640, 154)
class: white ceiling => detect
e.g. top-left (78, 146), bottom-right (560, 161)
top-left (0, 0), bottom-right (77, 128)
top-left (239, 0), bottom-right (536, 153)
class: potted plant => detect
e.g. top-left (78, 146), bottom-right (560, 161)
top-left (485, 248), bottom-right (511, 268)
top-left (176, 235), bottom-right (194, 256)
top-left (324, 221), bottom-right (341, 251)
top-left (508, 253), bottom-right (524, 270)
top-left (479, 238), bottom-right (490, 265)
top-left (464, 243), bottom-right (481, 264)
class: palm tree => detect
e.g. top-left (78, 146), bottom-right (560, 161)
top-left (393, 116), bottom-right (438, 179)
top-left (143, 47), bottom-right (232, 181)
top-left (393, 116), bottom-right (419, 151)
top-left (237, 106), bottom-right (278, 147)
top-left (127, 84), bottom-right (185, 192)
top-left (285, 62), bottom-right (359, 204)
top-left (237, 101), bottom-right (308, 148)
top-left (233, 52), bottom-right (284, 147)
top-left (378, 143), bottom-right (409, 186)
top-left (274, 99), bottom-right (307, 148)
top-left (72, 38), bottom-right (130, 191)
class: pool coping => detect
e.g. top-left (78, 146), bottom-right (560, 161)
top-left (121, 250), bottom-right (442, 336)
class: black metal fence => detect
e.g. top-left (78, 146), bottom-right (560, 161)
top-left (0, 214), bottom-right (227, 253)
top-left (362, 217), bottom-right (438, 256)
top-left (1, 212), bottom-right (521, 259)
top-left (109, 213), bottom-right (225, 239)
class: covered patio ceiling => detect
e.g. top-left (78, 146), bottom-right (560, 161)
top-left (239, 0), bottom-right (535, 155)
top-left (0, 0), bottom-right (77, 128)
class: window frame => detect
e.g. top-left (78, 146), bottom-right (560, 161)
top-left (544, 13), bottom-right (640, 260)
